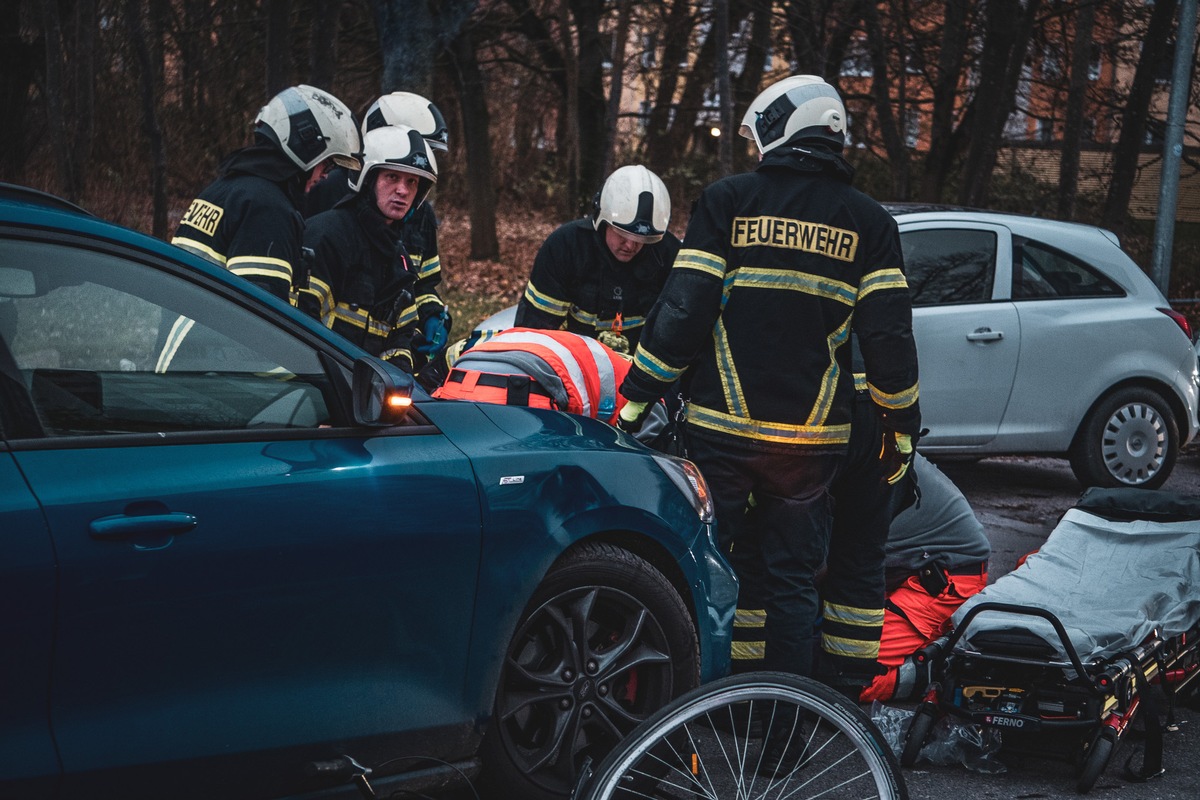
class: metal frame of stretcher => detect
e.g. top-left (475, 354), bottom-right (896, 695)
top-left (900, 599), bottom-right (1200, 792)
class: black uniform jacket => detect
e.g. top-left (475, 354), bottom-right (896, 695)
top-left (171, 141), bottom-right (305, 302)
top-left (621, 146), bottom-right (920, 450)
top-left (514, 218), bottom-right (681, 349)
top-left (302, 194), bottom-right (419, 370)
top-left (307, 168), bottom-right (446, 326)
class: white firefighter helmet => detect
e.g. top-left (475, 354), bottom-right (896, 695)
top-left (255, 85), bottom-right (362, 171)
top-left (350, 125), bottom-right (438, 209)
top-left (592, 165), bottom-right (670, 243)
top-left (362, 91), bottom-right (450, 152)
top-left (739, 75), bottom-right (846, 154)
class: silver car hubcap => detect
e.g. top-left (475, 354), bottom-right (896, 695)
top-left (1101, 402), bottom-right (1165, 485)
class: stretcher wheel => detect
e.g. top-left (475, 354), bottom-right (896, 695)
top-left (900, 704), bottom-right (936, 767)
top-left (1076, 730), bottom-right (1116, 793)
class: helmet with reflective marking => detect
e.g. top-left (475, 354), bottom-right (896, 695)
top-left (592, 165), bottom-right (670, 243)
top-left (255, 85), bottom-right (362, 171)
top-left (362, 92), bottom-right (450, 152)
top-left (739, 75), bottom-right (846, 154)
top-left (350, 125), bottom-right (438, 210)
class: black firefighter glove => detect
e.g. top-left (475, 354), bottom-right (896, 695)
top-left (879, 430), bottom-right (915, 486)
top-left (617, 399), bottom-right (654, 433)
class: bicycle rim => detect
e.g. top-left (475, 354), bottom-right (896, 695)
top-left (585, 672), bottom-right (906, 800)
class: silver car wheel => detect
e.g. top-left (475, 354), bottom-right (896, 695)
top-left (1100, 400), bottom-right (1166, 485)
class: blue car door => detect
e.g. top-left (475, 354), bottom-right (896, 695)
top-left (0, 450), bottom-right (59, 798)
top-left (0, 236), bottom-right (483, 798)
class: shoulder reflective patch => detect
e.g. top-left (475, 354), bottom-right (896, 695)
top-left (499, 475), bottom-right (525, 485)
top-left (731, 216), bottom-right (858, 262)
top-left (179, 199), bottom-right (224, 237)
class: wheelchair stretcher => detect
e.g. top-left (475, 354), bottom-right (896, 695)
top-left (899, 487), bottom-right (1200, 793)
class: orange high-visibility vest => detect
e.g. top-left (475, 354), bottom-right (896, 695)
top-left (433, 328), bottom-right (633, 424)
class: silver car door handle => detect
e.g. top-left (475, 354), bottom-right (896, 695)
top-left (89, 512), bottom-right (197, 539)
top-left (966, 328), bottom-right (1004, 342)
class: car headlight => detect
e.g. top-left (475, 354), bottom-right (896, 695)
top-left (652, 454), bottom-right (715, 523)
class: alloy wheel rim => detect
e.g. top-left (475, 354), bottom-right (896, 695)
top-left (495, 584), bottom-right (675, 793)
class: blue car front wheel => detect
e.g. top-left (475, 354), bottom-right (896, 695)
top-left (480, 541), bottom-right (700, 800)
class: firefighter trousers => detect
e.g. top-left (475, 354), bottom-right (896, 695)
top-left (688, 432), bottom-right (840, 678)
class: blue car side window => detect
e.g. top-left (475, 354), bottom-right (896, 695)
top-left (0, 239), bottom-right (332, 436)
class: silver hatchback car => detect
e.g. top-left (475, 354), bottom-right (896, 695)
top-left (894, 206), bottom-right (1197, 489)
top-left (477, 208), bottom-right (1199, 489)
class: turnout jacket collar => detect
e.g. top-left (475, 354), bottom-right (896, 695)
top-left (219, 139), bottom-right (307, 203)
top-left (758, 144), bottom-right (856, 184)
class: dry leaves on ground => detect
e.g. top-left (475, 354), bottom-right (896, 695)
top-left (437, 208), bottom-right (561, 302)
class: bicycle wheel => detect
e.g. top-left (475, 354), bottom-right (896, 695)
top-left (579, 670), bottom-right (908, 800)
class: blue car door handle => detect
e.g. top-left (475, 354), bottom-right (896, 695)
top-left (89, 512), bottom-right (198, 539)
top-left (966, 327), bottom-right (1004, 342)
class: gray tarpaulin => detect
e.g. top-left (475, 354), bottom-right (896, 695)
top-left (952, 503), bottom-right (1200, 663)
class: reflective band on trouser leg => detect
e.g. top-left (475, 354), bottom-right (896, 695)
top-left (731, 607), bottom-right (765, 674)
top-left (821, 600), bottom-right (883, 673)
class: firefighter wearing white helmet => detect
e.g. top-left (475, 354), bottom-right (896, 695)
top-left (515, 165), bottom-right (680, 354)
top-left (362, 91), bottom-right (450, 151)
top-left (618, 75), bottom-right (920, 711)
top-left (301, 126), bottom-right (442, 372)
top-left (159, 86), bottom-right (360, 373)
top-left (306, 91), bottom-right (454, 379)
top-left (171, 85), bottom-right (361, 304)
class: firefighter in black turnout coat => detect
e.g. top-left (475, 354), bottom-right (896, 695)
top-left (619, 76), bottom-right (921, 685)
top-left (300, 126), bottom-right (438, 372)
top-left (159, 85), bottom-right (359, 372)
top-left (307, 92), bottom-right (453, 366)
top-left (515, 165), bottom-right (680, 354)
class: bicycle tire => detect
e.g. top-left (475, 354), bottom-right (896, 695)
top-left (578, 670), bottom-right (908, 800)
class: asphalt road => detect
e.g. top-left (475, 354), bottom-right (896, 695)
top-left (895, 448), bottom-right (1200, 800)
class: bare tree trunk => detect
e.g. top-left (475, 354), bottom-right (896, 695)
top-left (126, 0), bottom-right (168, 238)
top-left (368, 0), bottom-right (475, 96)
top-left (570, 0), bottom-right (609, 203)
top-left (602, 0), bottom-right (632, 177)
top-left (863, 0), bottom-right (910, 198)
top-left (73, 0), bottom-right (96, 191)
top-left (732, 0), bottom-right (774, 172)
top-left (1057, 0), bottom-right (1096, 220)
top-left (919, 0), bottom-right (971, 202)
top-left (1102, 0), bottom-right (1178, 233)
top-left (644, 0), bottom-right (696, 173)
top-left (560, 0), bottom-right (581, 212)
top-left (266, 0), bottom-right (292, 96)
top-left (309, 0), bottom-right (341, 90)
top-left (715, 0), bottom-right (733, 176)
top-left (0, 1), bottom-right (40, 182)
top-left (957, 0), bottom-right (1042, 208)
top-left (449, 26), bottom-right (499, 260)
top-left (38, 0), bottom-right (79, 200)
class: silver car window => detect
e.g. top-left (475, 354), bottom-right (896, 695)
top-left (901, 228), bottom-right (997, 306)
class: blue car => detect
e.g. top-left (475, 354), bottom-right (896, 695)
top-left (0, 185), bottom-right (736, 800)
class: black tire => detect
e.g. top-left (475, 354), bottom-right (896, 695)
top-left (1076, 730), bottom-right (1116, 793)
top-left (480, 541), bottom-right (700, 800)
top-left (900, 705), bottom-right (937, 767)
top-left (1068, 387), bottom-right (1179, 489)
top-left (577, 670), bottom-right (907, 800)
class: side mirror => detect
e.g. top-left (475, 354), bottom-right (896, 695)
top-left (352, 357), bottom-right (414, 426)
